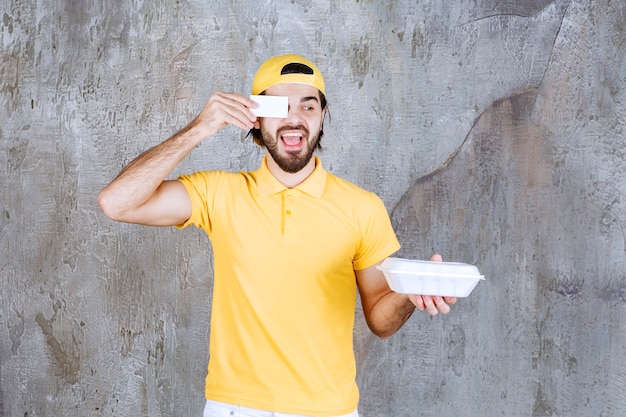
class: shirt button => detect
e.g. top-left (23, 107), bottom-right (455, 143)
top-left (286, 210), bottom-right (292, 215)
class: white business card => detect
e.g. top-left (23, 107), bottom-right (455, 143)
top-left (250, 95), bottom-right (288, 118)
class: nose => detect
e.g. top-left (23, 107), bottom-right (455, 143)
top-left (285, 104), bottom-right (302, 125)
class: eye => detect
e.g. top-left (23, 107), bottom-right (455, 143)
top-left (302, 105), bottom-right (315, 111)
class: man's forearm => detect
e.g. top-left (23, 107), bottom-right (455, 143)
top-left (366, 292), bottom-right (416, 339)
top-left (98, 122), bottom-right (206, 220)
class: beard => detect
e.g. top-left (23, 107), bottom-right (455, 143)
top-left (260, 125), bottom-right (321, 173)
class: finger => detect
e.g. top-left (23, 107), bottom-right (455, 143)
top-left (209, 93), bottom-right (258, 127)
top-left (217, 92), bottom-right (259, 109)
top-left (433, 296), bottom-right (451, 314)
top-left (408, 294), bottom-right (426, 311)
top-left (222, 105), bottom-right (256, 130)
top-left (422, 295), bottom-right (439, 316)
top-left (218, 106), bottom-right (256, 131)
top-left (443, 296), bottom-right (457, 305)
top-left (218, 92), bottom-right (259, 121)
top-left (430, 253), bottom-right (442, 262)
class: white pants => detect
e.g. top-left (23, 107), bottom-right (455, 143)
top-left (203, 399), bottom-right (360, 417)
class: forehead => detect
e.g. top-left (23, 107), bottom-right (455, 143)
top-left (264, 83), bottom-right (320, 100)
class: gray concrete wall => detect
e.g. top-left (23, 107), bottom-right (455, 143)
top-left (1, 0), bottom-right (624, 416)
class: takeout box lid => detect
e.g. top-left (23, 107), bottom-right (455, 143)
top-left (378, 257), bottom-right (485, 279)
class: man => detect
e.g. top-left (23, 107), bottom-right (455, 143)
top-left (98, 54), bottom-right (456, 417)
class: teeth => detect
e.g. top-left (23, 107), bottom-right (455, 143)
top-left (282, 133), bottom-right (302, 138)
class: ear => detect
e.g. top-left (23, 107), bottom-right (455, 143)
top-left (254, 119), bottom-right (261, 129)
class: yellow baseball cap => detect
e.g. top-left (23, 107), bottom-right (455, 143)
top-left (251, 54), bottom-right (326, 96)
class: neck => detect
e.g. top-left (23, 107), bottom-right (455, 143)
top-left (265, 154), bottom-right (316, 188)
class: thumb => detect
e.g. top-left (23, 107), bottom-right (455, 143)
top-left (430, 253), bottom-right (443, 262)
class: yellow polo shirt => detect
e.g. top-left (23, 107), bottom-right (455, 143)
top-left (177, 157), bottom-right (400, 416)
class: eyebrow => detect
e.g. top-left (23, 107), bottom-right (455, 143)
top-left (300, 96), bottom-right (319, 103)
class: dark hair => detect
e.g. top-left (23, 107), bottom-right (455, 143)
top-left (247, 91), bottom-right (328, 150)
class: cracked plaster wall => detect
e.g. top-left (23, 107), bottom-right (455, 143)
top-left (1, 0), bottom-right (624, 416)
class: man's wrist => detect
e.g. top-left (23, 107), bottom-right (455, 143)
top-left (179, 121), bottom-right (213, 147)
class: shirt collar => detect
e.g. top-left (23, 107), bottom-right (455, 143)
top-left (255, 156), bottom-right (327, 198)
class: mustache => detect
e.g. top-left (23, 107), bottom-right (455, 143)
top-left (277, 125), bottom-right (309, 137)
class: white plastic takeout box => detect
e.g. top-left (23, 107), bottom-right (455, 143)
top-left (377, 257), bottom-right (485, 297)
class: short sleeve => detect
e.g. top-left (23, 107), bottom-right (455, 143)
top-left (352, 192), bottom-right (401, 270)
top-left (175, 171), bottom-right (218, 233)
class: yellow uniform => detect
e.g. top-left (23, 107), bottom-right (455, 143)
top-left (177, 157), bottom-right (400, 416)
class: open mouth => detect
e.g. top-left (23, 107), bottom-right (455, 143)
top-left (280, 131), bottom-right (304, 148)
